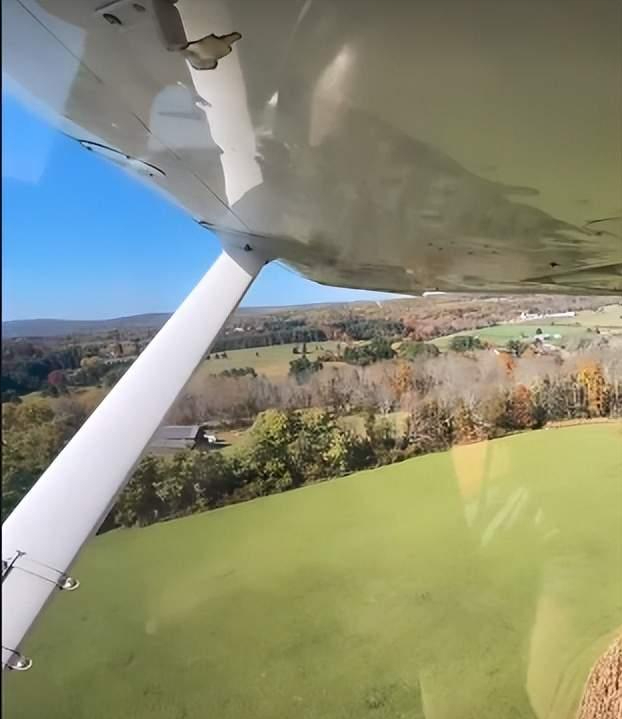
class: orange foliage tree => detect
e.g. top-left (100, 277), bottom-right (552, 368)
top-left (577, 362), bottom-right (609, 418)
top-left (506, 384), bottom-right (535, 429)
top-left (390, 361), bottom-right (414, 400)
top-left (452, 401), bottom-right (489, 444)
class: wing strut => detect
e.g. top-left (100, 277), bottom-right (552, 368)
top-left (1, 243), bottom-right (266, 671)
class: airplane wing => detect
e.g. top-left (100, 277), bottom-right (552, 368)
top-left (2, 0), bottom-right (620, 670)
top-left (4, 0), bottom-right (621, 295)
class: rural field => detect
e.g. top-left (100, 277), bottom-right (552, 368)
top-left (552, 304), bottom-right (622, 329)
top-left (430, 304), bottom-right (622, 351)
top-left (191, 340), bottom-right (343, 380)
top-left (5, 423), bottom-right (621, 719)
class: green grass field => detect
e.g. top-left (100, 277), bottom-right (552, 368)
top-left (430, 304), bottom-right (622, 351)
top-left (191, 340), bottom-right (343, 381)
top-left (558, 305), bottom-right (622, 329)
top-left (430, 323), bottom-right (588, 351)
top-left (430, 323), bottom-right (597, 351)
top-left (5, 424), bottom-right (622, 719)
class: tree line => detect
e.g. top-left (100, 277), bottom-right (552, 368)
top-left (109, 356), bottom-right (621, 529)
top-left (1, 341), bottom-right (135, 401)
top-left (3, 343), bottom-right (620, 528)
top-left (3, 292), bottom-right (614, 401)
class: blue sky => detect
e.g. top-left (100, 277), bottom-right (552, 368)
top-left (2, 93), bottom-right (400, 321)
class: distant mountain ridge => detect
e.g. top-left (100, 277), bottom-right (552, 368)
top-left (1, 301), bottom-right (390, 339)
top-left (1, 314), bottom-right (172, 338)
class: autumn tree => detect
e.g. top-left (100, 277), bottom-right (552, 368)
top-left (399, 341), bottom-right (439, 361)
top-left (289, 356), bottom-right (323, 384)
top-left (1, 401), bottom-right (63, 519)
top-left (505, 384), bottom-right (535, 430)
top-left (449, 335), bottom-right (482, 352)
top-left (577, 362), bottom-right (609, 417)
top-left (390, 361), bottom-right (414, 400)
top-left (47, 369), bottom-right (66, 387)
top-left (113, 455), bottom-right (162, 527)
top-left (452, 401), bottom-right (489, 443)
top-left (410, 400), bottom-right (453, 453)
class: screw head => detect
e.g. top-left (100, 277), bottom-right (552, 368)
top-left (60, 576), bottom-right (80, 591)
top-left (10, 655), bottom-right (32, 671)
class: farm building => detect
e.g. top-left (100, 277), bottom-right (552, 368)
top-left (148, 425), bottom-right (218, 455)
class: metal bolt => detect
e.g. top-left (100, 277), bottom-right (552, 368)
top-left (9, 655), bottom-right (32, 671)
top-left (59, 576), bottom-right (80, 591)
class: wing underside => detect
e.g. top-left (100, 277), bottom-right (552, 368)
top-left (3, 0), bottom-right (621, 295)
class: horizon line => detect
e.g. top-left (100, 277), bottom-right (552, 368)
top-left (2, 295), bottom-right (420, 324)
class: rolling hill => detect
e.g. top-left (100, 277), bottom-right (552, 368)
top-left (5, 423), bottom-right (621, 719)
top-left (1, 313), bottom-right (172, 339)
top-left (1, 301), bottom-right (386, 338)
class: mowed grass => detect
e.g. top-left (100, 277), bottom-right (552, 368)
top-left (560, 304), bottom-right (622, 329)
top-left (191, 340), bottom-right (342, 381)
top-left (5, 424), bottom-right (622, 719)
top-left (430, 304), bottom-right (622, 351)
top-left (432, 323), bottom-right (589, 351)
